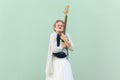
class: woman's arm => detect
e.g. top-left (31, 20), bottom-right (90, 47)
top-left (60, 33), bottom-right (74, 51)
top-left (49, 34), bottom-right (63, 53)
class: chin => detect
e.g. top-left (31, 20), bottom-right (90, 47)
top-left (59, 31), bottom-right (63, 32)
top-left (57, 30), bottom-right (63, 32)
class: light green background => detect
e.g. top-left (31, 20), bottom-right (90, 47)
top-left (0, 0), bottom-right (120, 80)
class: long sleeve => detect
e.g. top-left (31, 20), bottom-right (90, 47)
top-left (66, 33), bottom-right (74, 51)
top-left (50, 32), bottom-right (74, 53)
top-left (49, 33), bottom-right (63, 53)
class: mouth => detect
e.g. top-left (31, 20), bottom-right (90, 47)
top-left (59, 27), bottom-right (61, 29)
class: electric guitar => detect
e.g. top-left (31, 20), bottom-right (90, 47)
top-left (63, 5), bottom-right (70, 34)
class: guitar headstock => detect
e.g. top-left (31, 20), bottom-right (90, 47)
top-left (64, 5), bottom-right (70, 16)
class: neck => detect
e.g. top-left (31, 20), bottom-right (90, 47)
top-left (56, 31), bottom-right (62, 35)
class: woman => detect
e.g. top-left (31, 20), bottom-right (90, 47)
top-left (46, 20), bottom-right (74, 80)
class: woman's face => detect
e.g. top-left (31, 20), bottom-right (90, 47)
top-left (54, 22), bottom-right (64, 32)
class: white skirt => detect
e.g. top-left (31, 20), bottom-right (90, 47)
top-left (52, 57), bottom-right (74, 80)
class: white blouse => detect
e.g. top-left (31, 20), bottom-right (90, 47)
top-left (49, 32), bottom-right (74, 54)
top-left (45, 32), bottom-right (74, 77)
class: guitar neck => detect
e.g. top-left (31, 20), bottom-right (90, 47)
top-left (63, 15), bottom-right (67, 34)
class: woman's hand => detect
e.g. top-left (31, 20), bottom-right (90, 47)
top-left (60, 33), bottom-right (68, 41)
top-left (60, 33), bottom-right (71, 48)
top-left (62, 42), bottom-right (67, 48)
